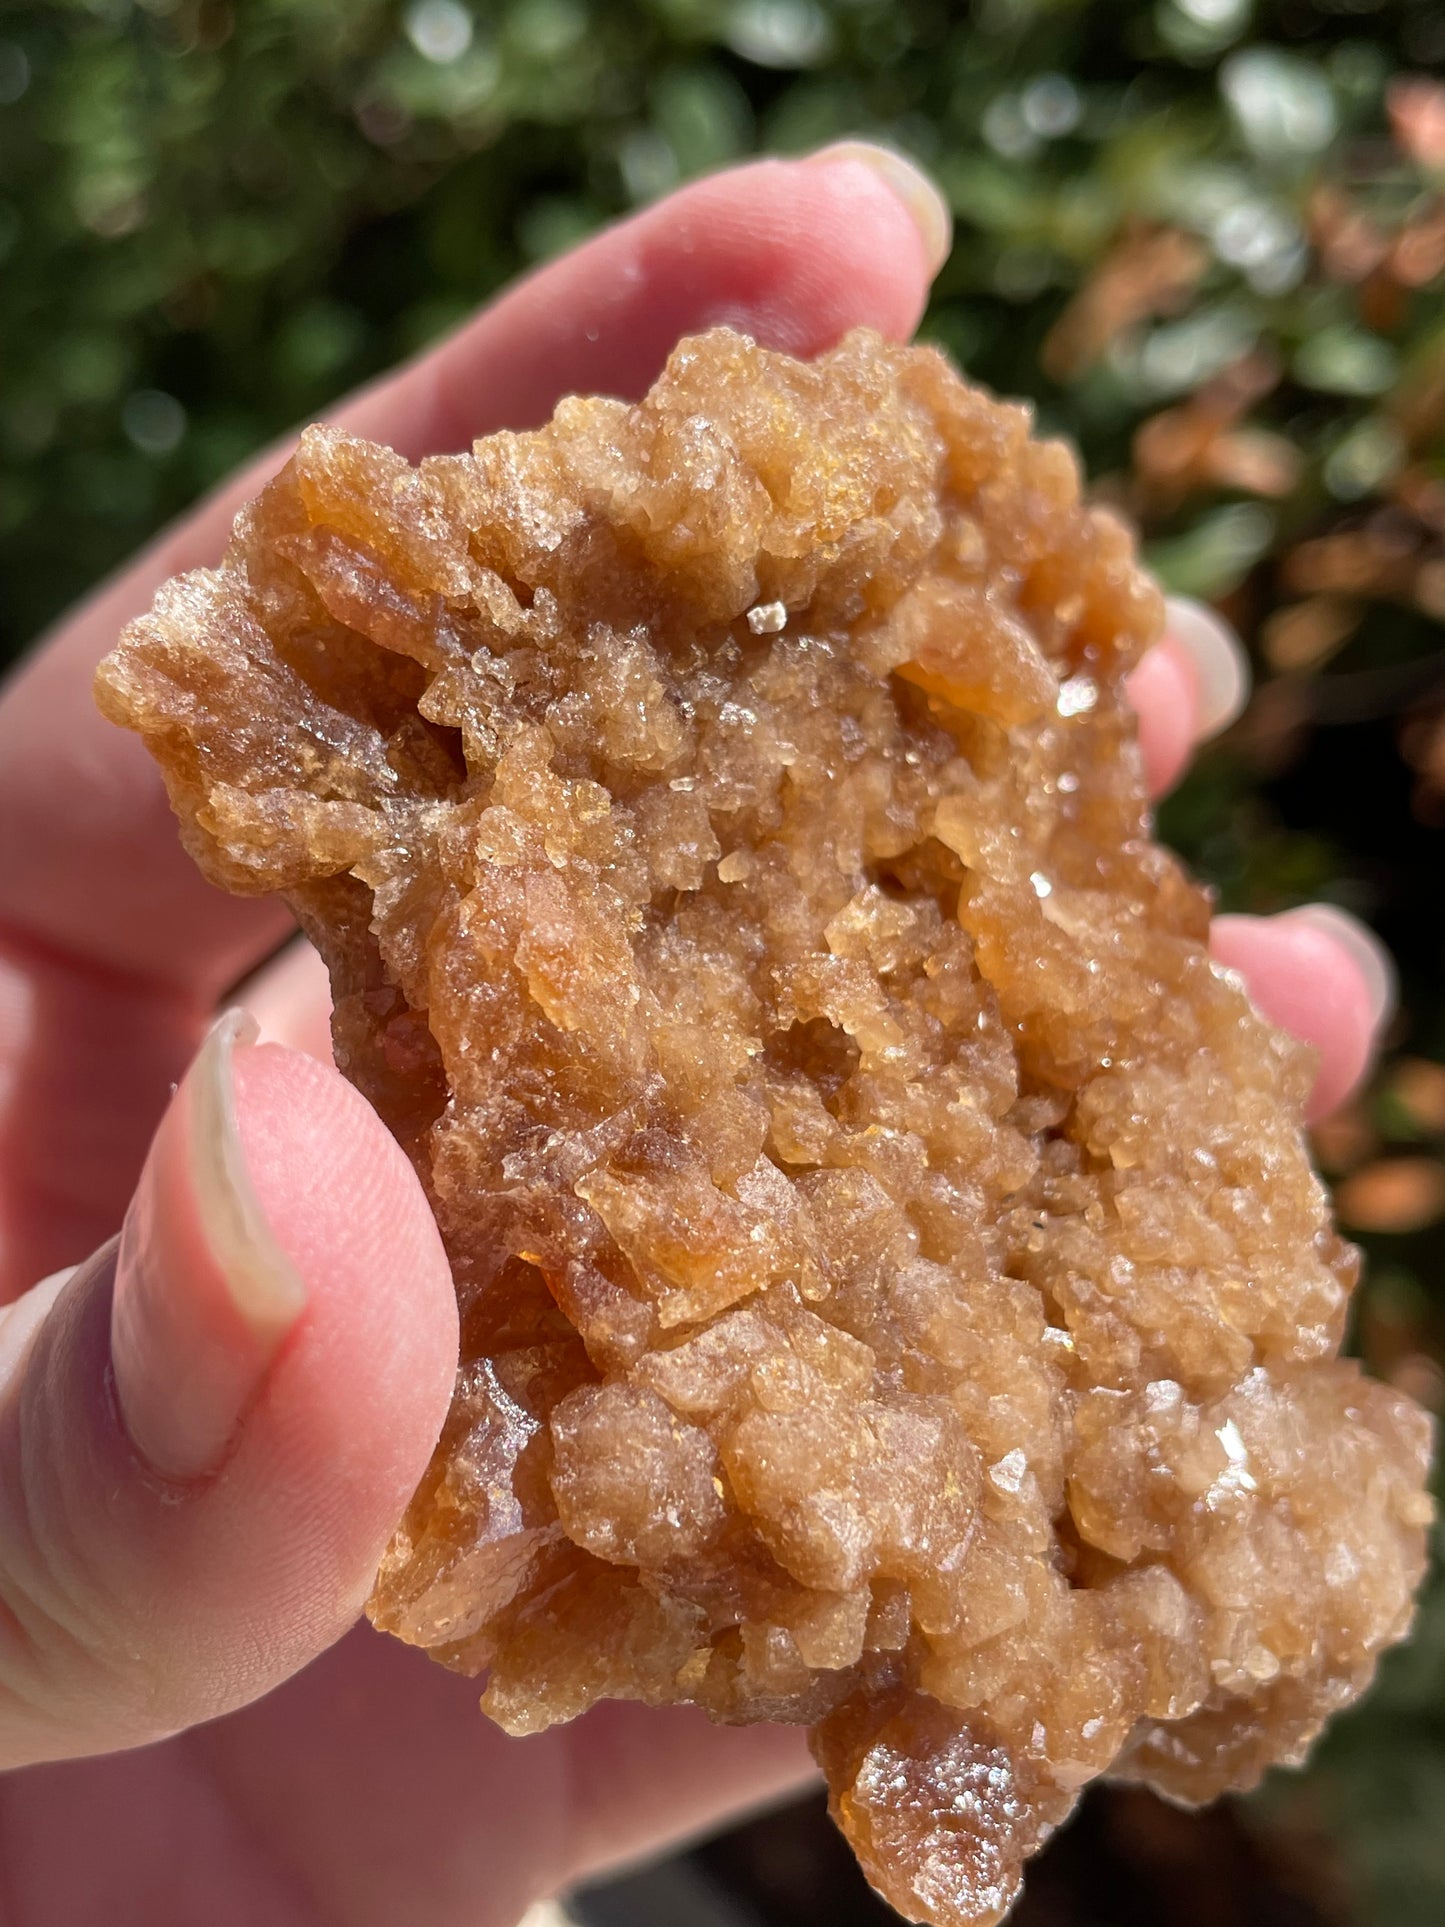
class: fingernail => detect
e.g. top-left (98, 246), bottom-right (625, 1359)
top-left (188, 1010), bottom-right (306, 1336)
top-left (1279, 905), bottom-right (1398, 1036)
top-left (112, 1009), bottom-right (306, 1479)
top-left (1164, 595), bottom-right (1251, 740)
top-left (808, 140), bottom-right (952, 276)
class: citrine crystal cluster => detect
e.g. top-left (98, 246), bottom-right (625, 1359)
top-left (97, 329), bottom-right (1433, 1927)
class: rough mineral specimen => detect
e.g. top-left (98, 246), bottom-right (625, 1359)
top-left (96, 329), bottom-right (1434, 1927)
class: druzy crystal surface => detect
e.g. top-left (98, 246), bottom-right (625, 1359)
top-left (96, 329), bottom-right (1433, 1927)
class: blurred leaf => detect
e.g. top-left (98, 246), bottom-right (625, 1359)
top-left (1295, 324), bottom-right (1400, 397)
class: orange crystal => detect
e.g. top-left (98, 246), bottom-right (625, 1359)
top-left (96, 329), bottom-right (1434, 1926)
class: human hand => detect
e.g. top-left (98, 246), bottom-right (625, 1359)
top-left (0, 146), bottom-right (1395, 1926)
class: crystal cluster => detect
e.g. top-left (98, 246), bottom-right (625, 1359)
top-left (96, 329), bottom-right (1433, 1927)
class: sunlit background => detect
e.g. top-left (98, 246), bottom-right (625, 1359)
top-left (2, 2), bottom-right (1443, 1920)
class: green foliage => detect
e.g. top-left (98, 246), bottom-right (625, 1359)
top-left (2, 3), bottom-right (1444, 1920)
top-left (2, 0), bottom-right (1440, 648)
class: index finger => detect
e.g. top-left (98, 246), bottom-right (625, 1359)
top-left (0, 147), bottom-right (947, 1000)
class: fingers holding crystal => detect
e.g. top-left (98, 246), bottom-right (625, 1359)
top-left (1212, 907), bottom-right (1395, 1121)
top-left (0, 1022), bottom-right (456, 1767)
top-left (1120, 596), bottom-right (1392, 1120)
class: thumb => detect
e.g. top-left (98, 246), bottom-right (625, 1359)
top-left (0, 1012), bottom-right (457, 1768)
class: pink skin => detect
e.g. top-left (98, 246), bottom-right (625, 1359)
top-left (1126, 634), bottom-right (1200, 798)
top-left (1211, 914), bottom-right (1380, 1122)
top-left (0, 150), bottom-right (1392, 1923)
